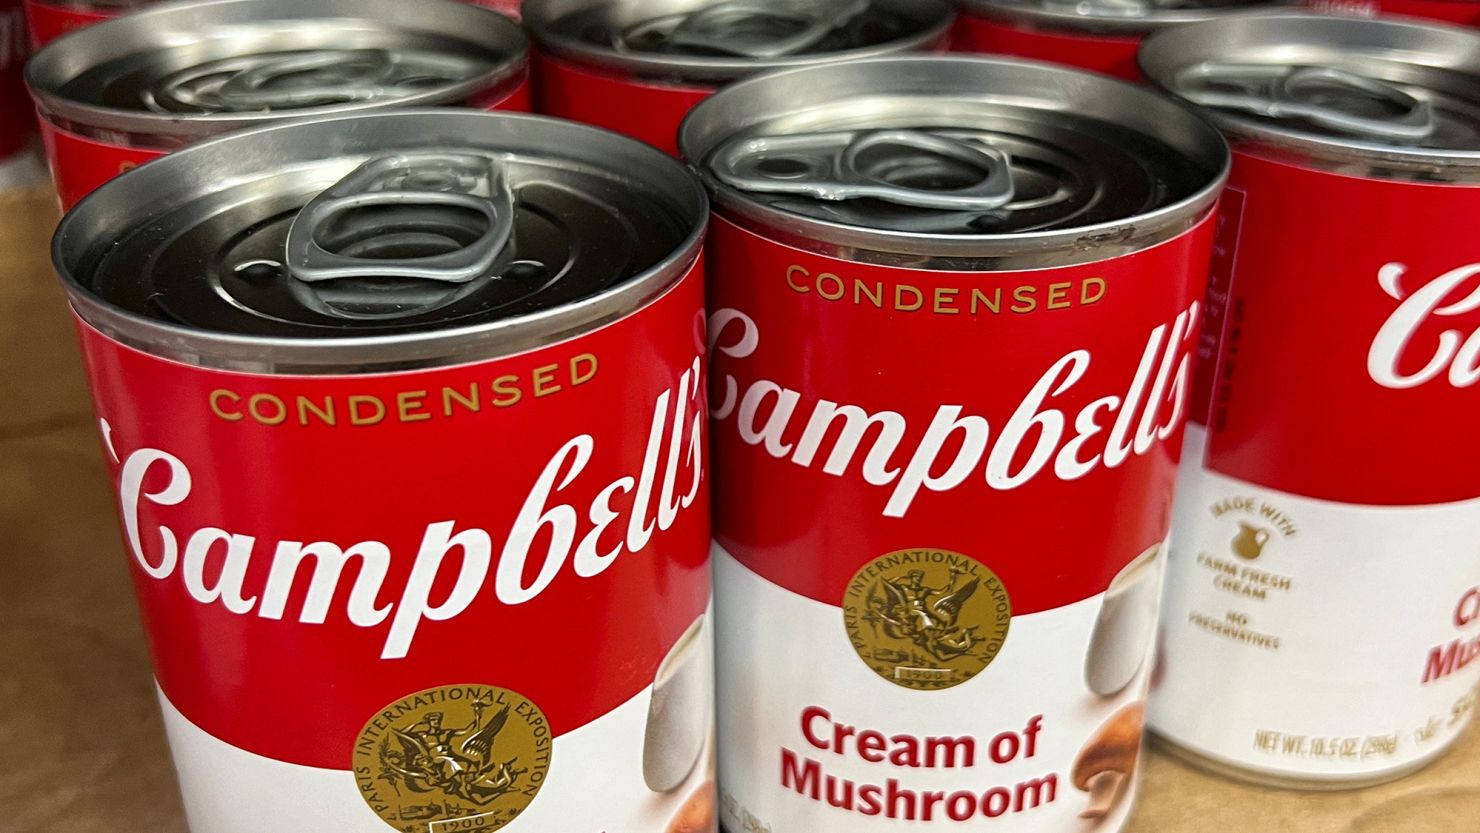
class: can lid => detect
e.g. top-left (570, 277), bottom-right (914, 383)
top-left (527, 0), bottom-right (953, 83)
top-left (27, 0), bottom-right (529, 139)
top-left (958, 0), bottom-right (1296, 35)
top-left (54, 111), bottom-right (707, 369)
top-left (1140, 14), bottom-right (1480, 170)
top-left (679, 56), bottom-right (1228, 261)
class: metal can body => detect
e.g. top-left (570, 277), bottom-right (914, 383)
top-left (1, 0), bottom-right (29, 161)
top-left (1141, 14), bottom-right (1480, 787)
top-left (952, 1), bottom-right (1290, 80)
top-left (527, 0), bottom-right (953, 155)
top-left (54, 110), bottom-right (715, 833)
top-left (681, 57), bottom-right (1227, 832)
top-left (27, 0), bottom-right (531, 210)
top-left (1307, 0), bottom-right (1480, 25)
top-left (22, 0), bottom-right (142, 47)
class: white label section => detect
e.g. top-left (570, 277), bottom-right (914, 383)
top-left (1151, 425), bottom-right (1480, 779)
top-left (158, 617), bottom-right (715, 833)
top-left (715, 544), bottom-right (1157, 832)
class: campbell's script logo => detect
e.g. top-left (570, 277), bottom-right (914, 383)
top-left (104, 358), bottom-right (704, 660)
top-left (1369, 262), bottom-right (1480, 390)
top-left (709, 304), bottom-right (1198, 518)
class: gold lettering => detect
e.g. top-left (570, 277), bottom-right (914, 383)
top-left (933, 287), bottom-right (960, 315)
top-left (210, 390), bottom-right (243, 422)
top-left (817, 273), bottom-right (845, 301)
top-left (349, 396), bottom-right (386, 426)
top-left (854, 280), bottom-right (884, 308)
top-left (248, 393), bottom-right (287, 426)
top-left (533, 365), bottom-right (561, 398)
top-left (443, 384), bottom-right (480, 417)
top-left (397, 391), bottom-right (431, 423)
top-left (492, 375), bottom-right (523, 407)
top-left (895, 284), bottom-right (923, 312)
top-left (786, 265), bottom-right (810, 293)
top-left (1047, 282), bottom-right (1072, 310)
top-left (970, 287), bottom-right (1001, 315)
top-left (297, 396), bottom-right (336, 427)
top-left (1082, 277), bottom-right (1107, 305)
top-left (1011, 285), bottom-right (1037, 314)
top-left (571, 353), bottom-right (598, 386)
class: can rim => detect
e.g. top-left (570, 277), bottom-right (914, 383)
top-left (53, 110), bottom-right (710, 372)
top-left (26, 0), bottom-right (531, 140)
top-left (678, 55), bottom-right (1231, 262)
top-left (526, 0), bottom-right (954, 83)
top-left (1139, 13), bottom-right (1480, 171)
top-left (957, 0), bottom-right (1297, 35)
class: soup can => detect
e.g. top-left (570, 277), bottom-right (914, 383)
top-left (1307, 0), bottom-right (1480, 26)
top-left (27, 0), bottom-right (531, 210)
top-left (527, 0), bottom-right (953, 155)
top-left (953, 0), bottom-right (1293, 80)
top-left (680, 55), bottom-right (1228, 832)
top-left (1141, 12), bottom-right (1480, 788)
top-left (22, 0), bottom-right (148, 47)
top-left (1, 0), bottom-right (29, 161)
top-left (53, 109), bottom-right (715, 833)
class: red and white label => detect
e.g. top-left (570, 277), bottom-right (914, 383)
top-left (22, 0), bottom-right (114, 47)
top-left (1306, 0), bottom-right (1480, 25)
top-left (709, 210), bottom-right (1215, 831)
top-left (1, 0), bottom-right (31, 158)
top-left (533, 51), bottom-right (714, 157)
top-left (952, 12), bottom-right (1144, 81)
top-left (74, 258), bottom-right (714, 830)
top-left (1153, 150), bottom-right (1480, 781)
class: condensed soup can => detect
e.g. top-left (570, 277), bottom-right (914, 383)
top-left (53, 109), bottom-right (715, 833)
top-left (27, 0), bottom-right (531, 210)
top-left (527, 0), bottom-right (953, 155)
top-left (1141, 13), bottom-right (1480, 788)
top-left (953, 0), bottom-right (1293, 80)
top-left (680, 56), bottom-right (1228, 832)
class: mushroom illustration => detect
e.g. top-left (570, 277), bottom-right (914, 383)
top-left (1072, 703), bottom-right (1145, 821)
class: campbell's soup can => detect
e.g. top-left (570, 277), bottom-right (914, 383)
top-left (1, 0), bottom-right (30, 161)
top-left (952, 0), bottom-right (1295, 80)
top-left (1141, 14), bottom-right (1480, 788)
top-left (469, 0), bottom-right (523, 20)
top-left (53, 109), bottom-right (715, 833)
top-left (680, 56), bottom-right (1229, 832)
top-left (526, 0), bottom-right (953, 156)
top-left (26, 0), bottom-right (531, 211)
top-left (22, 0), bottom-right (147, 47)
top-left (1307, 0), bottom-right (1480, 25)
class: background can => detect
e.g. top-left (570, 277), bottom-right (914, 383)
top-left (681, 56), bottom-right (1227, 832)
top-left (952, 0), bottom-right (1293, 80)
top-left (1307, 0), bottom-right (1480, 25)
top-left (26, 0), bottom-right (531, 210)
top-left (1141, 13), bottom-right (1480, 788)
top-left (526, 0), bottom-right (953, 156)
top-left (22, 0), bottom-right (149, 47)
top-left (53, 109), bottom-right (714, 833)
top-left (1, 0), bottom-right (28, 162)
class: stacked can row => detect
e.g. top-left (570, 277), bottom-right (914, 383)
top-left (26, 2), bottom-right (1480, 833)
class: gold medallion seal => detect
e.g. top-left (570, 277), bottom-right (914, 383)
top-left (352, 684), bottom-right (552, 833)
top-left (843, 548), bottom-right (1011, 690)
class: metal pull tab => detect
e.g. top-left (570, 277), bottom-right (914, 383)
top-left (710, 129), bottom-right (1017, 211)
top-left (1176, 63), bottom-right (1436, 142)
top-left (620, 0), bottom-right (869, 59)
top-left (285, 153), bottom-right (514, 284)
top-left (152, 50), bottom-right (441, 113)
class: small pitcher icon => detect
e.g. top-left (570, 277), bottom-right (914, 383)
top-left (1231, 522), bottom-right (1271, 561)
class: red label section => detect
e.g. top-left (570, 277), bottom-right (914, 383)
top-left (1191, 150), bottom-right (1480, 505)
top-left (41, 121), bottom-right (164, 210)
top-left (708, 213), bottom-right (1216, 614)
top-left (22, 0), bottom-right (112, 47)
top-left (75, 260), bottom-right (711, 769)
top-left (533, 50), bottom-right (714, 157)
top-left (1, 0), bottom-right (31, 157)
top-left (952, 12), bottom-right (1144, 81)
